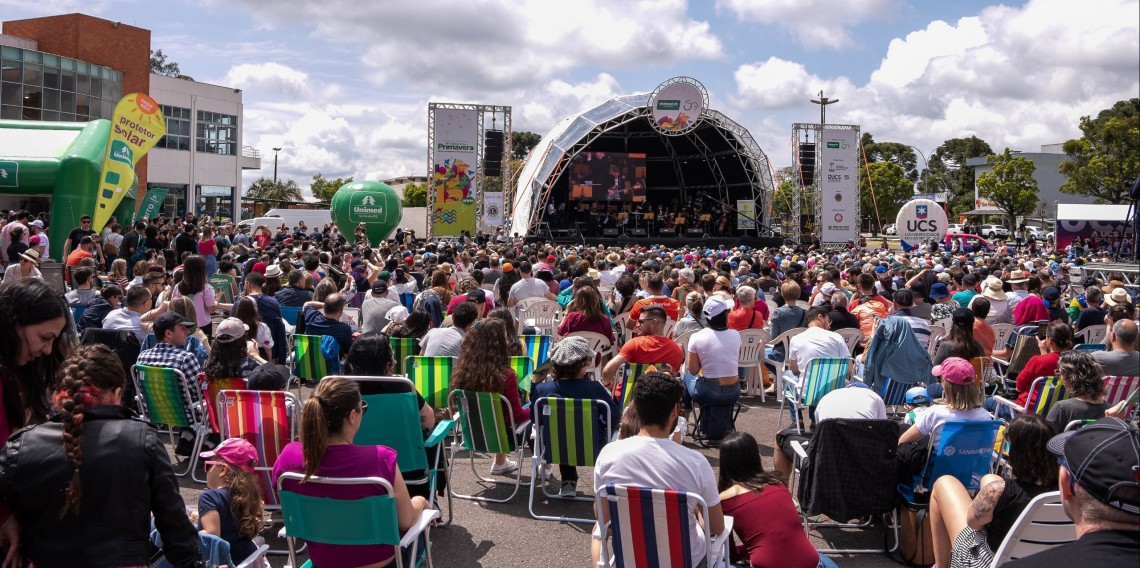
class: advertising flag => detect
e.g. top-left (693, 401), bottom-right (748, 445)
top-left (430, 109), bottom-right (478, 237)
top-left (135, 187), bottom-right (168, 223)
top-left (819, 127), bottom-right (860, 244)
top-left (94, 93), bottom-right (166, 230)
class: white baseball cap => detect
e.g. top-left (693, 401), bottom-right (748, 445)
top-left (703, 296), bottom-right (735, 318)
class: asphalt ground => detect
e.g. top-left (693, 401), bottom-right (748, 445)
top-left (173, 387), bottom-right (905, 568)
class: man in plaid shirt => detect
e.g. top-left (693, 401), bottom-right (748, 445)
top-left (136, 312), bottom-right (203, 453)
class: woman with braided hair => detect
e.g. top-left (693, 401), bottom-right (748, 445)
top-left (0, 344), bottom-right (205, 567)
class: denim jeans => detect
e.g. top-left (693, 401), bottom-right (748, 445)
top-left (682, 373), bottom-right (741, 439)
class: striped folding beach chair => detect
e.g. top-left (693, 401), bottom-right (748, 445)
top-left (611, 363), bottom-right (665, 410)
top-left (879, 378), bottom-right (910, 417)
top-left (510, 356), bottom-right (534, 396)
top-left (133, 365), bottom-right (209, 482)
top-left (389, 336), bottom-right (419, 375)
top-left (407, 356), bottom-right (455, 410)
top-left (215, 389), bottom-right (298, 510)
top-left (292, 334), bottom-right (334, 387)
top-left (529, 397), bottom-right (613, 523)
top-left (596, 484), bottom-right (734, 568)
top-left (448, 389), bottom-right (531, 504)
top-left (993, 376), bottom-right (1070, 417)
top-left (1103, 375), bottom-right (1139, 406)
top-left (778, 357), bottom-right (853, 433)
top-left (201, 375), bottom-right (247, 433)
top-left (521, 333), bottom-right (552, 368)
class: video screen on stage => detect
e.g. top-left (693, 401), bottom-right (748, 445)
top-left (568, 151), bottom-right (647, 202)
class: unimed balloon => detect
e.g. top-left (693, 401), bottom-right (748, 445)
top-left (330, 181), bottom-right (403, 243)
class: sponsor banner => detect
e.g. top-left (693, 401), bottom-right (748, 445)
top-left (135, 187), bottom-right (168, 223)
top-left (1054, 219), bottom-right (1134, 251)
top-left (649, 78), bottom-right (705, 135)
top-left (431, 108), bottom-right (478, 237)
top-left (0, 161), bottom-right (17, 187)
top-left (819, 127), bottom-right (859, 244)
top-left (94, 93), bottom-right (166, 230)
top-left (896, 198), bottom-right (949, 251)
top-left (973, 194), bottom-right (1001, 214)
top-left (483, 191), bottom-right (504, 229)
top-left (736, 199), bottom-right (755, 230)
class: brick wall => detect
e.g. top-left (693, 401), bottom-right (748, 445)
top-left (4, 13), bottom-right (152, 190)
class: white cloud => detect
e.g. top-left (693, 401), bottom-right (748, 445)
top-left (223, 62), bottom-right (322, 100)
top-left (717, 0), bottom-right (898, 50)
top-left (735, 0), bottom-right (1140, 166)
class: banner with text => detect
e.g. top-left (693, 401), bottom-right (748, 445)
top-left (94, 93), bottom-right (166, 230)
top-left (135, 187), bottom-right (167, 223)
top-left (431, 108), bottom-right (478, 237)
top-left (819, 126), bottom-right (859, 244)
top-left (736, 199), bottom-right (755, 230)
top-left (483, 191), bottom-right (504, 229)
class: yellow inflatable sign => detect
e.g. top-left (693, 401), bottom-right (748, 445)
top-left (93, 93), bottom-right (166, 230)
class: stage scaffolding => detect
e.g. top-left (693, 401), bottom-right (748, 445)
top-left (426, 102), bottom-right (511, 238)
top-left (792, 122), bottom-right (861, 249)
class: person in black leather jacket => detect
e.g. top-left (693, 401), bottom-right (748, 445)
top-left (0, 344), bottom-right (205, 568)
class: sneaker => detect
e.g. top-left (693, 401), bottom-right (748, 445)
top-left (559, 481), bottom-right (577, 498)
top-left (490, 459), bottom-right (518, 475)
top-left (542, 464), bottom-right (555, 481)
top-left (174, 432), bottom-right (195, 457)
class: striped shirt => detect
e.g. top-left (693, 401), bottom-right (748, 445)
top-left (893, 309), bottom-right (931, 348)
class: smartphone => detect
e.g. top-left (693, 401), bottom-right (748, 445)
top-left (1037, 322), bottom-right (1048, 340)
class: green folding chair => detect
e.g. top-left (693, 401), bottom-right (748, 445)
top-left (448, 389), bottom-right (532, 504)
top-left (611, 363), bottom-right (667, 410)
top-left (133, 364), bottom-right (210, 483)
top-left (390, 336), bottom-right (419, 375)
top-left (406, 356), bottom-right (456, 410)
top-left (510, 356), bottom-right (535, 397)
top-left (277, 472), bottom-right (438, 568)
top-left (340, 376), bottom-right (458, 526)
top-left (521, 334), bottom-right (552, 367)
top-left (529, 396), bottom-right (613, 524)
top-left (778, 357), bottom-right (853, 433)
top-left (292, 334), bottom-right (334, 390)
top-left (993, 376), bottom-right (1070, 417)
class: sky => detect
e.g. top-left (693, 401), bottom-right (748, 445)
top-left (3, 0), bottom-right (1138, 198)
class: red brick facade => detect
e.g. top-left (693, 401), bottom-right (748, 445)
top-left (3, 13), bottom-right (152, 189)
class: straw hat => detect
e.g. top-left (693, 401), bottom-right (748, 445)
top-left (1008, 270), bottom-right (1029, 284)
top-left (1104, 287), bottom-right (1131, 307)
top-left (19, 249), bottom-right (39, 265)
top-left (981, 277), bottom-right (1007, 301)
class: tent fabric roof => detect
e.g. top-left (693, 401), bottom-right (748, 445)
top-left (1056, 203), bottom-right (1131, 222)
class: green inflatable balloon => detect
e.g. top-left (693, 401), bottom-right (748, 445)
top-left (330, 181), bottom-right (403, 244)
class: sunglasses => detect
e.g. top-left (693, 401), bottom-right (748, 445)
top-left (359, 400), bottom-right (369, 415)
top-left (1057, 456), bottom-right (1078, 493)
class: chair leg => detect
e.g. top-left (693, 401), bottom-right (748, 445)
top-left (448, 444), bottom-right (529, 504)
top-left (188, 426), bottom-right (209, 484)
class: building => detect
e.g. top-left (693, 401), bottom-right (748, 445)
top-left (967, 143), bottom-right (1095, 223)
top-left (0, 13), bottom-right (257, 220)
top-left (382, 175), bottom-right (428, 200)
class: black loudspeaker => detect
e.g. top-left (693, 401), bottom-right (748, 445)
top-left (630, 228), bottom-right (647, 237)
top-left (484, 130), bottom-right (503, 177)
top-left (603, 228), bottom-right (620, 237)
top-left (799, 142), bottom-right (816, 185)
top-left (659, 227), bottom-right (676, 236)
top-left (687, 228), bottom-right (704, 237)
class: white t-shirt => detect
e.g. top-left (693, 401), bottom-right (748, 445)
top-left (509, 277), bottom-right (548, 303)
top-left (914, 404), bottom-right (993, 446)
top-left (688, 327), bottom-right (741, 378)
top-left (594, 435), bottom-right (720, 567)
top-left (787, 326), bottom-right (850, 369)
top-left (815, 385), bottom-right (887, 421)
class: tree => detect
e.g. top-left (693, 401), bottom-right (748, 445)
top-left (149, 49), bottom-right (193, 80)
top-left (771, 179), bottom-right (798, 218)
top-left (922, 136), bottom-right (993, 217)
top-left (859, 161), bottom-right (916, 228)
top-left (310, 173), bottom-right (354, 203)
top-left (511, 131), bottom-right (542, 160)
top-left (402, 182), bottom-right (427, 207)
top-left (976, 149), bottom-right (1039, 230)
top-left (1059, 98), bottom-right (1140, 203)
top-left (245, 177), bottom-right (302, 207)
top-left (861, 133), bottom-right (918, 181)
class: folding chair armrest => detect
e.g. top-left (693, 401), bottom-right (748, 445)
top-left (514, 419), bottom-right (532, 436)
top-left (992, 395), bottom-right (1025, 415)
top-left (399, 508), bottom-right (440, 549)
top-left (790, 440), bottom-right (809, 462)
top-left (277, 526), bottom-right (288, 539)
top-left (711, 515), bottom-right (734, 562)
top-left (425, 419), bottom-right (457, 447)
top-left (992, 356), bottom-right (1010, 367)
top-left (782, 371), bottom-right (802, 390)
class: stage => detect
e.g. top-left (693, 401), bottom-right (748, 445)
top-left (526, 228), bottom-right (786, 250)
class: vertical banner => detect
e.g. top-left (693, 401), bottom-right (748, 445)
top-left (94, 93), bottom-right (166, 230)
top-left (736, 199), bottom-right (755, 230)
top-left (431, 109), bottom-right (478, 237)
top-left (483, 191), bottom-right (504, 229)
top-left (819, 126), bottom-right (859, 244)
top-left (135, 187), bottom-right (168, 223)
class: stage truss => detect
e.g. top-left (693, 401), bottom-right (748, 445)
top-left (792, 122), bottom-right (861, 249)
top-left (515, 95), bottom-right (777, 237)
top-left (426, 102), bottom-right (512, 238)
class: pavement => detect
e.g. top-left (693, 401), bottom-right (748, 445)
top-left (174, 388), bottom-right (904, 568)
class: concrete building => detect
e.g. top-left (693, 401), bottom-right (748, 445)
top-left (382, 175), bottom-right (428, 200)
top-left (0, 13), bottom-right (258, 220)
top-left (967, 143), bottom-right (1095, 223)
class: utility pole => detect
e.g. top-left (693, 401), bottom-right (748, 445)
top-left (810, 91), bottom-right (838, 125)
top-left (272, 147), bottom-right (282, 184)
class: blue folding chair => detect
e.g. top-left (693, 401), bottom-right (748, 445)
top-left (899, 419), bottom-right (1002, 503)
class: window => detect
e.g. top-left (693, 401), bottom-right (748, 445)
top-left (156, 105), bottom-right (191, 150)
top-left (198, 185), bottom-right (235, 221)
top-left (0, 46), bottom-right (122, 123)
top-left (196, 111), bottom-right (238, 155)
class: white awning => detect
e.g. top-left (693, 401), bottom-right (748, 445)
top-left (1055, 203), bottom-right (1131, 222)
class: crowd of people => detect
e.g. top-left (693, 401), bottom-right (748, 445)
top-left (0, 204), bottom-right (1135, 567)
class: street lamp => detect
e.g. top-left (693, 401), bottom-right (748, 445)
top-left (272, 147), bottom-right (282, 184)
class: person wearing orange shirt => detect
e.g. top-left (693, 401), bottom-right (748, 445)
top-left (601, 306), bottom-right (684, 386)
top-left (727, 286), bottom-right (768, 330)
top-left (65, 235), bottom-right (96, 283)
top-left (628, 272), bottom-right (680, 325)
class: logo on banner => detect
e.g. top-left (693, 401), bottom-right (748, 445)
top-left (656, 100), bottom-right (681, 111)
top-left (896, 198), bottom-right (948, 251)
top-left (648, 77), bottom-right (706, 135)
top-left (487, 205), bottom-right (500, 217)
top-left (917, 204), bottom-right (928, 219)
top-left (834, 214), bottom-right (843, 223)
top-left (361, 195), bottom-right (376, 206)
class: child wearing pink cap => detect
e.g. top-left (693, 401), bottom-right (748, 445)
top-left (198, 438), bottom-right (265, 562)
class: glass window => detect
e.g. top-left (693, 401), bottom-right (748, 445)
top-left (61, 90), bottom-right (75, 113)
top-left (195, 110), bottom-right (239, 155)
top-left (42, 88), bottom-right (59, 111)
top-left (43, 54), bottom-right (60, 68)
top-left (43, 66), bottom-right (60, 89)
top-left (0, 105), bottom-right (18, 119)
top-left (21, 50), bottom-right (41, 64)
top-left (101, 78), bottom-right (112, 100)
top-left (0, 83), bottom-right (20, 106)
top-left (77, 73), bottom-right (90, 96)
top-left (23, 84), bottom-right (41, 109)
top-left (157, 104), bottom-right (192, 151)
top-left (75, 94), bottom-right (90, 116)
top-left (0, 46), bottom-right (18, 60)
top-left (2, 58), bottom-right (21, 78)
top-left (76, 61), bottom-right (88, 74)
top-left (198, 186), bottom-right (235, 221)
top-left (22, 63), bottom-right (41, 86)
top-left (61, 70), bottom-right (75, 92)
top-left (41, 110), bottom-right (59, 121)
top-left (90, 77), bottom-right (101, 99)
top-left (22, 107), bottom-right (41, 120)
top-left (60, 57), bottom-right (75, 71)
top-left (110, 82), bottom-right (121, 102)
top-left (151, 184), bottom-right (188, 218)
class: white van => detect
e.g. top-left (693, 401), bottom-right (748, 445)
top-left (238, 209), bottom-right (333, 231)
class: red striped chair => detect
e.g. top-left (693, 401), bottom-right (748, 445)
top-left (215, 389), bottom-right (299, 512)
top-left (595, 484), bottom-right (733, 568)
top-left (1104, 375), bottom-right (1139, 407)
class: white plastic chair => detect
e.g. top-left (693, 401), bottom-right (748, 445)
top-left (738, 329), bottom-right (772, 400)
top-left (991, 323), bottom-right (1016, 353)
top-left (836, 328), bottom-right (864, 353)
top-left (564, 330), bottom-right (615, 381)
top-left (989, 491), bottom-right (1075, 567)
top-left (1075, 324), bottom-right (1107, 345)
top-left (517, 298), bottom-right (562, 336)
top-left (761, 327), bottom-right (808, 402)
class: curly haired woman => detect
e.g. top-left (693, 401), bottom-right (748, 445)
top-left (1045, 350), bottom-right (1110, 432)
top-left (451, 318), bottom-right (529, 475)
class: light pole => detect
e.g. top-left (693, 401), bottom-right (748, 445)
top-left (810, 90), bottom-right (838, 125)
top-left (272, 147), bottom-right (282, 184)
